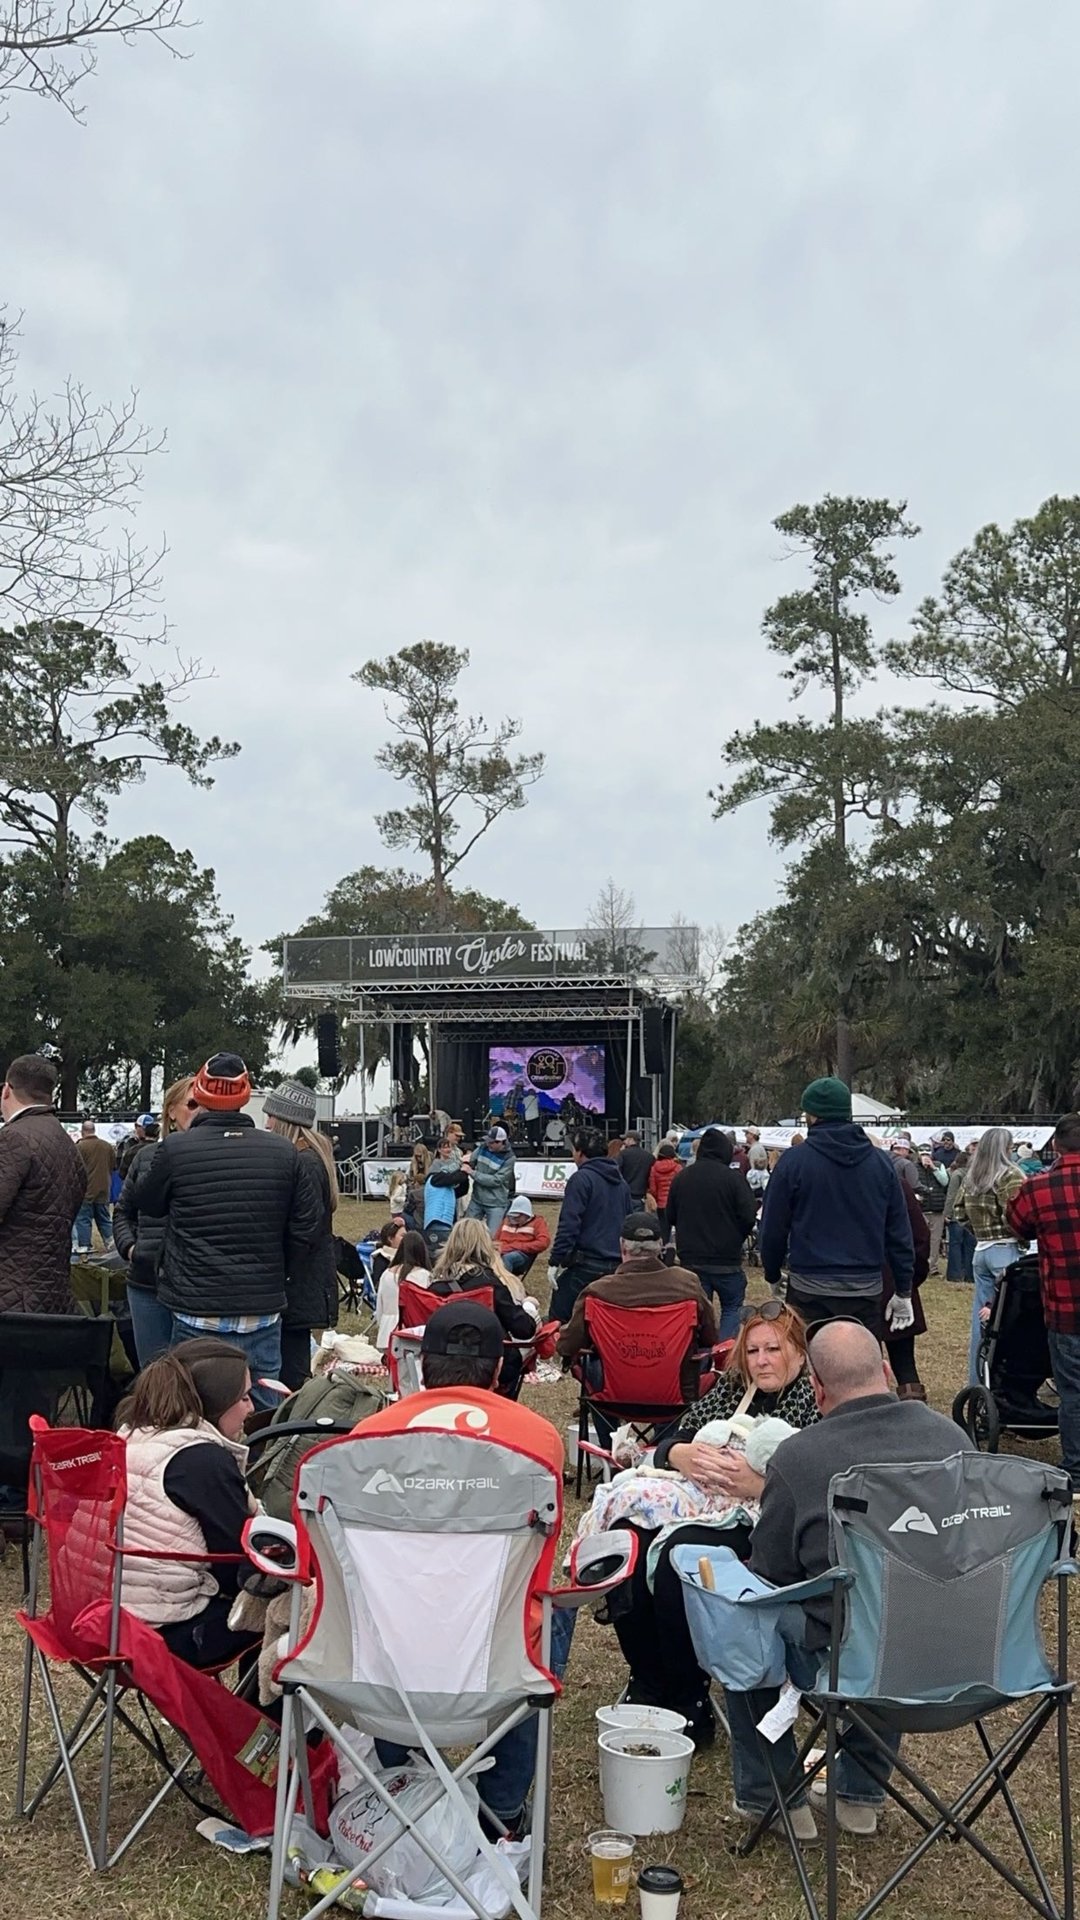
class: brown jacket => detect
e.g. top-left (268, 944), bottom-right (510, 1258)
top-left (77, 1133), bottom-right (116, 1203)
top-left (557, 1253), bottom-right (717, 1402)
top-left (0, 1106), bottom-right (86, 1312)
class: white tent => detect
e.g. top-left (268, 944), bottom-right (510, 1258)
top-left (850, 1091), bottom-right (906, 1123)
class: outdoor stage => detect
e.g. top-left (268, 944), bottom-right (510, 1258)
top-left (282, 925), bottom-right (696, 1179)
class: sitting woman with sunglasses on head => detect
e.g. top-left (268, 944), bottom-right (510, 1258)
top-left (595, 1301), bottom-right (818, 1746)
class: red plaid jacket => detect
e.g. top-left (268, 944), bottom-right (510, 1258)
top-left (1007, 1154), bottom-right (1080, 1336)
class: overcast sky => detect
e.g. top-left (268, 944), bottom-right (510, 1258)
top-left (6, 0), bottom-right (1080, 967)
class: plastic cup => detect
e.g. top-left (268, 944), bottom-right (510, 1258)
top-left (587, 1830), bottom-right (634, 1905)
top-left (638, 1863), bottom-right (683, 1920)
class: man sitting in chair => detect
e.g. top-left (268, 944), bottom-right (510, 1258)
top-left (354, 1301), bottom-right (572, 1839)
top-left (555, 1212), bottom-right (716, 1404)
top-left (727, 1320), bottom-right (973, 1842)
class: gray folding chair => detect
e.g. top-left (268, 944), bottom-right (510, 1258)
top-left (676, 1451), bottom-right (1076, 1920)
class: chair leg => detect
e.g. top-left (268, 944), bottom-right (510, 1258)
top-left (1058, 1693), bottom-right (1074, 1920)
top-left (267, 1689), bottom-right (298, 1920)
top-left (15, 1630), bottom-right (35, 1816)
top-left (825, 1703), bottom-right (839, 1920)
top-left (529, 1706), bottom-right (552, 1917)
top-left (575, 1395), bottom-right (588, 1499)
top-left (96, 1663), bottom-right (119, 1869)
top-left (34, 1649), bottom-right (98, 1870)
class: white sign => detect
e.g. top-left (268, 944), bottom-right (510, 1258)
top-left (363, 1157), bottom-right (577, 1201)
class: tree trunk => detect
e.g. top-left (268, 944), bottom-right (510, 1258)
top-left (835, 1009), bottom-right (853, 1089)
top-left (830, 597), bottom-right (853, 1086)
top-left (140, 1058), bottom-right (153, 1109)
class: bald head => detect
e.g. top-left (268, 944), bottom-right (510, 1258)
top-left (807, 1321), bottom-right (888, 1409)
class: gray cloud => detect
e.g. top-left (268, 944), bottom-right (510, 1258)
top-left (4, 0), bottom-right (1080, 957)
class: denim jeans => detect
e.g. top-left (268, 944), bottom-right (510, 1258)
top-left (726, 1605), bottom-right (900, 1812)
top-left (126, 1286), bottom-right (175, 1365)
top-left (550, 1259), bottom-right (611, 1324)
top-left (501, 1250), bottom-right (533, 1279)
top-left (969, 1241), bottom-right (1020, 1383)
top-left (74, 1199), bottom-right (112, 1250)
top-left (466, 1199), bottom-right (509, 1237)
top-left (376, 1604), bottom-right (576, 1823)
top-left (170, 1314), bottom-right (283, 1412)
top-left (1047, 1328), bottom-right (1080, 1484)
top-left (695, 1267), bottom-right (747, 1342)
top-left (946, 1220), bottom-right (976, 1282)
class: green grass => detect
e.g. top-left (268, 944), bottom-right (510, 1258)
top-left (1, 1198), bottom-right (1075, 1920)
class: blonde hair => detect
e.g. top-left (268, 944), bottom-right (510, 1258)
top-left (434, 1215), bottom-right (526, 1301)
top-left (162, 1074), bottom-right (195, 1135)
top-left (266, 1116), bottom-right (340, 1208)
top-left (409, 1143), bottom-right (432, 1183)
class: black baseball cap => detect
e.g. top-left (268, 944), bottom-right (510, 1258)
top-left (621, 1211), bottom-right (663, 1244)
top-left (420, 1300), bottom-right (504, 1360)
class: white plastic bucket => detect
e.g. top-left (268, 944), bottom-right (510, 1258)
top-left (566, 1420), bottom-right (604, 1469)
top-left (598, 1728), bottom-right (695, 1835)
top-left (595, 1705), bottom-right (688, 1738)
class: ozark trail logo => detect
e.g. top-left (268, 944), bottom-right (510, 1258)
top-left (363, 1469), bottom-right (405, 1496)
top-left (888, 1506), bottom-right (938, 1536)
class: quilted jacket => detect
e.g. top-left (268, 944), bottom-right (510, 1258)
top-left (282, 1149), bottom-right (339, 1331)
top-left (0, 1106), bottom-right (87, 1312)
top-left (111, 1139), bottom-right (167, 1291)
top-left (136, 1110), bottom-right (322, 1318)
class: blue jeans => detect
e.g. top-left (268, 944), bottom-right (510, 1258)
top-left (467, 1199), bottom-right (508, 1237)
top-left (726, 1606), bottom-right (900, 1812)
top-left (1047, 1328), bottom-right (1080, 1483)
top-left (376, 1605), bottom-right (576, 1823)
top-left (946, 1220), bottom-right (976, 1282)
top-left (127, 1286), bottom-right (174, 1365)
top-left (501, 1250), bottom-right (532, 1279)
top-left (969, 1241), bottom-right (1020, 1383)
top-left (695, 1267), bottom-right (747, 1342)
top-left (550, 1258), bottom-right (611, 1324)
top-left (74, 1200), bottom-right (112, 1250)
top-left (170, 1314), bottom-right (283, 1412)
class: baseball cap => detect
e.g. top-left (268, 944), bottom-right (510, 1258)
top-left (486, 1125), bottom-right (509, 1143)
top-left (420, 1301), bottom-right (504, 1361)
top-left (621, 1211), bottom-right (663, 1244)
top-left (137, 1112), bottom-right (158, 1130)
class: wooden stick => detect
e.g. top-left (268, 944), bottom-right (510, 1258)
top-left (698, 1557), bottom-right (716, 1591)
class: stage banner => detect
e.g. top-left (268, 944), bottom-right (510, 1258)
top-left (284, 926), bottom-right (698, 989)
top-left (363, 1158), bottom-right (578, 1200)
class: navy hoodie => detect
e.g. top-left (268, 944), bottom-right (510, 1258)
top-left (551, 1155), bottom-right (635, 1267)
top-left (758, 1121), bottom-right (914, 1295)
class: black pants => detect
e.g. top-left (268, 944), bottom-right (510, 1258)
top-left (280, 1325), bottom-right (314, 1392)
top-left (787, 1287), bottom-right (884, 1341)
top-left (887, 1332), bottom-right (920, 1385)
top-left (610, 1520), bottom-right (753, 1725)
top-left (159, 1594), bottom-right (256, 1670)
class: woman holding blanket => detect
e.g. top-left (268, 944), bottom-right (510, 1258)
top-left (592, 1302), bottom-right (817, 1745)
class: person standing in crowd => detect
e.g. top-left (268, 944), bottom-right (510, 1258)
top-left (746, 1142), bottom-right (770, 1200)
top-left (113, 1075), bottom-right (198, 1364)
top-left (954, 1127), bottom-right (1025, 1384)
top-left (646, 1140), bottom-right (681, 1236)
top-left (263, 1080), bottom-right (340, 1390)
top-left (944, 1146), bottom-right (976, 1283)
top-left (1007, 1112), bottom-right (1080, 1491)
top-left (1014, 1140), bottom-right (1044, 1175)
top-left (549, 1128), bottom-right (634, 1322)
top-left (388, 1141), bottom-right (430, 1230)
top-left (556, 1212), bottom-right (715, 1401)
top-left (0, 1054), bottom-right (85, 1312)
top-left (494, 1193), bottom-right (551, 1278)
top-left (618, 1131), bottom-right (655, 1205)
top-left (136, 1053), bottom-right (320, 1410)
top-left (758, 1078), bottom-right (914, 1338)
top-left (117, 1113), bottom-right (159, 1182)
top-left (933, 1130), bottom-right (960, 1170)
top-left (914, 1147), bottom-right (949, 1273)
top-left (882, 1160), bottom-right (931, 1400)
top-left (728, 1130), bottom-right (750, 1176)
top-left (74, 1118), bottom-right (116, 1254)
top-left (888, 1135), bottom-right (920, 1192)
top-left (423, 1139), bottom-right (470, 1256)
top-left (665, 1128), bottom-right (758, 1340)
top-left (467, 1125), bottom-right (517, 1234)
top-left (522, 1087), bottom-right (541, 1149)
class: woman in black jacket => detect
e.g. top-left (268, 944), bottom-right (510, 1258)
top-left (113, 1074), bottom-right (197, 1364)
top-left (430, 1217), bottom-right (540, 1398)
top-left (264, 1081), bottom-right (339, 1389)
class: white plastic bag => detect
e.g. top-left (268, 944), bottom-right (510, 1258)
top-left (329, 1763), bottom-right (480, 1904)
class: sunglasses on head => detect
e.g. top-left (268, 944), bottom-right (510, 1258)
top-left (738, 1298), bottom-right (788, 1325)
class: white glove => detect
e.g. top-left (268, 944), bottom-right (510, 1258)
top-left (547, 1266), bottom-right (562, 1286)
top-left (885, 1294), bottom-right (915, 1332)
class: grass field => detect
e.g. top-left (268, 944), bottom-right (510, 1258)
top-left (0, 1196), bottom-right (1074, 1920)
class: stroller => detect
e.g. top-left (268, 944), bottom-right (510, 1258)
top-left (952, 1253), bottom-right (1059, 1454)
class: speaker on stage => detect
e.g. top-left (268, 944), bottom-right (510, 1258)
top-left (643, 1006), bottom-right (666, 1075)
top-left (317, 1011), bottom-right (341, 1078)
top-left (391, 1022), bottom-right (415, 1086)
top-left (632, 1076), bottom-right (653, 1115)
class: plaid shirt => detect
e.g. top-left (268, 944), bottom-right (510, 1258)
top-left (1007, 1154), bottom-right (1080, 1336)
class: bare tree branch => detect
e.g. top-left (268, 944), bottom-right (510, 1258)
top-left (0, 1), bottom-right (193, 119)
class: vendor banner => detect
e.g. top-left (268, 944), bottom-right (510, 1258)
top-left (363, 1157), bottom-right (577, 1200)
top-left (284, 926), bottom-right (697, 988)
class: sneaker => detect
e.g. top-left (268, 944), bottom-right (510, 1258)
top-left (734, 1800), bottom-right (818, 1843)
top-left (808, 1782), bottom-right (880, 1835)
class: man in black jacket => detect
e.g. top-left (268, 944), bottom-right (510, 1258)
top-left (665, 1128), bottom-right (757, 1340)
top-left (618, 1132), bottom-right (655, 1205)
top-left (137, 1053), bottom-right (320, 1409)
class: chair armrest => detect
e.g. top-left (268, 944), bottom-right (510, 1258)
top-left (545, 1528), bottom-right (637, 1609)
top-left (735, 1564), bottom-right (855, 1609)
top-left (579, 1439), bottom-right (618, 1470)
top-left (243, 1515), bottom-right (303, 1582)
top-left (1050, 1559), bottom-right (1080, 1578)
top-left (244, 1418), bottom-right (357, 1462)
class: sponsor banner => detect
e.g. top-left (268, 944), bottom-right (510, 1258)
top-left (284, 926), bottom-right (695, 986)
top-left (363, 1157), bottom-right (577, 1200)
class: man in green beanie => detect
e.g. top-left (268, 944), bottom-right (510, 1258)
top-left (757, 1078), bottom-right (914, 1337)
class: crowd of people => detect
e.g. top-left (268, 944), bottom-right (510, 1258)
top-left (2, 1044), bottom-right (1079, 1867)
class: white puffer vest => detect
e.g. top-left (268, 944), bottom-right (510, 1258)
top-left (118, 1422), bottom-right (246, 1625)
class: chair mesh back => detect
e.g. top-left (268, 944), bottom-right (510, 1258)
top-left (30, 1426), bottom-right (126, 1652)
top-left (583, 1297), bottom-right (697, 1408)
top-left (829, 1453), bottom-right (1070, 1705)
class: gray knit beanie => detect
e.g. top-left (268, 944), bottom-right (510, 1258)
top-left (263, 1079), bottom-right (317, 1127)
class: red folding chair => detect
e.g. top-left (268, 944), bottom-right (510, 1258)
top-left (572, 1296), bottom-right (707, 1495)
top-left (15, 1419), bottom-right (333, 1869)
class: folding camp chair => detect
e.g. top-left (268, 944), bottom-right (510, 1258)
top-left (244, 1417), bottom-right (636, 1920)
top-left (0, 1311), bottom-right (115, 1589)
top-left (389, 1281), bottom-right (497, 1396)
top-left (571, 1296), bottom-right (705, 1495)
top-left (674, 1451), bottom-right (1076, 1920)
top-left (14, 1420), bottom-right (319, 1870)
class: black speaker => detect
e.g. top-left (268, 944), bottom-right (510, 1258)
top-left (317, 1011), bottom-right (340, 1078)
top-left (391, 1023), bottom-right (415, 1086)
top-left (632, 1076), bottom-right (653, 1115)
top-left (642, 1006), bottom-right (666, 1075)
